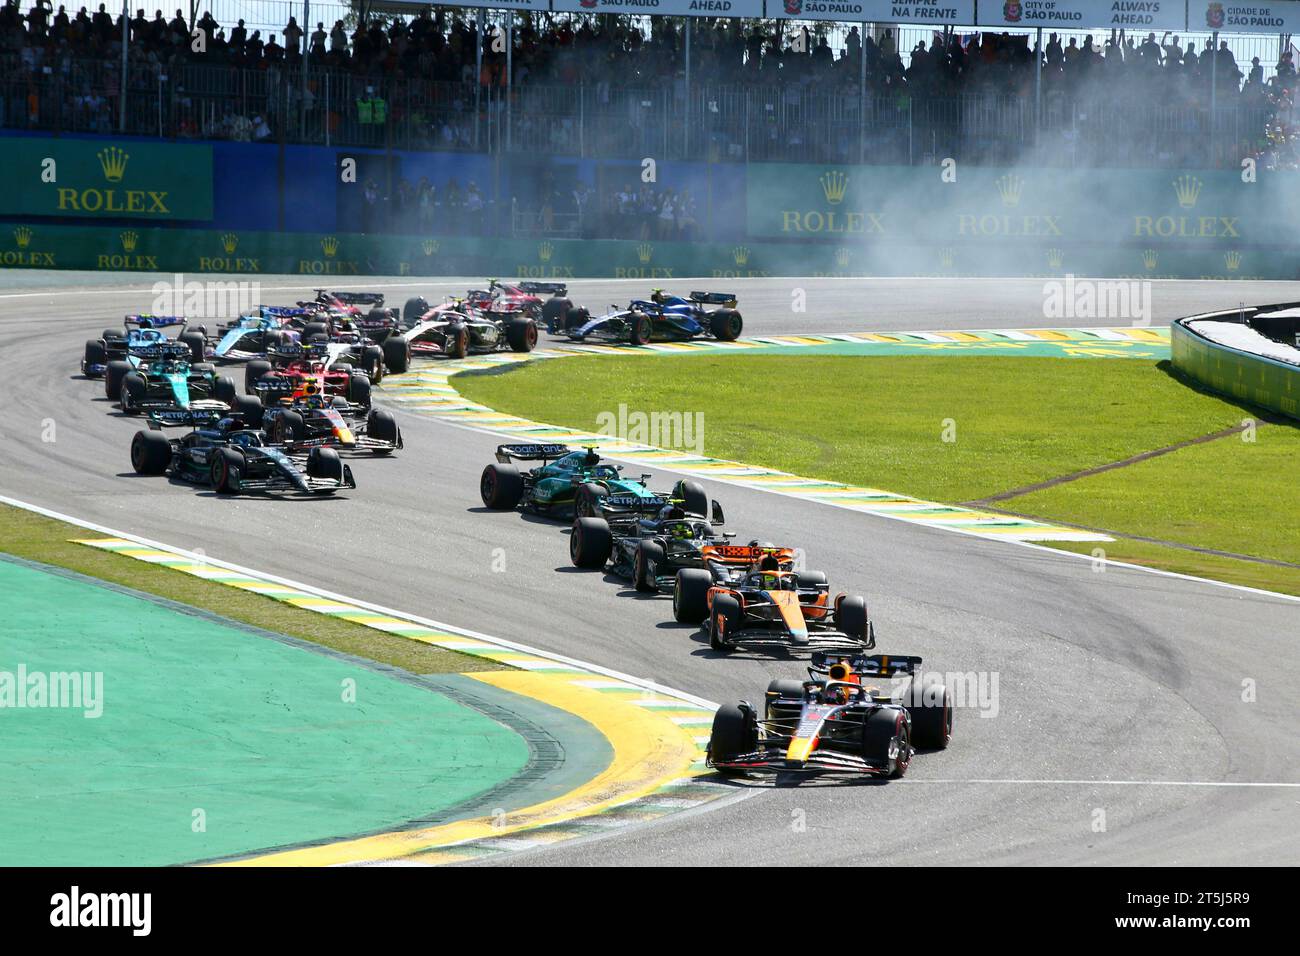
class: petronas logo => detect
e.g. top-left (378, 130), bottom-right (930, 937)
top-left (819, 170), bottom-right (848, 205)
top-left (98, 146), bottom-right (129, 182)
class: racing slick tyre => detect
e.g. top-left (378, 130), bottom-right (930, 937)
top-left (83, 339), bottom-right (107, 376)
top-left (193, 363), bottom-right (215, 376)
top-left (862, 709), bottom-right (911, 779)
top-left (179, 330), bottom-right (207, 363)
top-left (672, 479), bottom-right (709, 519)
top-left (101, 328), bottom-right (120, 342)
top-left (119, 372), bottom-right (147, 414)
top-left (130, 430), bottom-right (172, 475)
top-left (244, 360), bottom-right (273, 394)
top-left (633, 540), bottom-right (664, 592)
top-left (366, 308), bottom-right (391, 335)
top-left (836, 595), bottom-right (871, 645)
top-left (303, 322), bottom-right (329, 342)
top-left (796, 569), bottom-right (828, 589)
top-left (709, 308), bottom-right (743, 342)
top-left (540, 296), bottom-right (572, 333)
top-left (570, 516), bottom-right (613, 570)
top-left (263, 330), bottom-right (287, 352)
top-left (403, 296), bottom-right (430, 325)
top-left (708, 702), bottom-right (758, 775)
top-left (382, 336), bottom-right (411, 374)
top-left (447, 324), bottom-right (470, 359)
top-left (629, 311), bottom-right (651, 346)
top-left (209, 447), bottom-right (243, 494)
top-left (214, 376), bottom-right (238, 405)
top-left (505, 318), bottom-right (538, 353)
top-left (360, 346), bottom-right (384, 381)
top-left (574, 482), bottom-right (608, 518)
top-left (366, 408), bottom-right (400, 454)
top-left (232, 395), bottom-right (263, 429)
top-left (347, 373), bottom-right (372, 407)
top-left (709, 593), bottom-right (742, 653)
top-left (906, 681), bottom-right (953, 751)
top-left (334, 363), bottom-right (354, 376)
top-left (673, 568), bottom-right (713, 623)
top-left (104, 360), bottom-right (132, 400)
top-left (479, 463), bottom-right (524, 509)
top-left (277, 410), bottom-right (306, 443)
top-left (563, 307), bottom-right (589, 332)
top-left (765, 679), bottom-right (806, 719)
top-left (307, 447), bottom-right (345, 493)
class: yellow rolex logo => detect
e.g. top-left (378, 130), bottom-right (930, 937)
top-left (220, 233), bottom-right (239, 254)
top-left (1224, 250), bottom-right (1242, 272)
top-left (996, 173), bottom-right (1023, 208)
top-left (636, 243), bottom-right (653, 265)
top-left (939, 248), bottom-right (954, 269)
top-left (1141, 249), bottom-right (1158, 271)
top-left (538, 241), bottom-right (553, 262)
top-left (1173, 174), bottom-right (1202, 209)
top-left (732, 246), bottom-right (750, 266)
top-left (819, 170), bottom-right (848, 205)
top-left (1046, 248), bottom-right (1063, 269)
top-left (120, 231), bottom-right (138, 252)
top-left (834, 247), bottom-right (851, 268)
top-left (98, 146), bottom-right (129, 183)
top-left (13, 227), bottom-right (32, 249)
top-left (422, 239), bottom-right (439, 256)
top-left (320, 236), bottom-right (339, 258)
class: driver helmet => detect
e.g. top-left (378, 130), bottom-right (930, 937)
top-left (821, 683), bottom-right (852, 705)
top-left (758, 553), bottom-right (781, 572)
top-left (759, 571), bottom-right (783, 590)
top-left (584, 449), bottom-right (600, 468)
top-left (651, 289), bottom-right (666, 304)
top-left (668, 522), bottom-right (693, 540)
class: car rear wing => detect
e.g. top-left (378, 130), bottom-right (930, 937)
top-left (494, 443), bottom-right (571, 463)
top-left (702, 543), bottom-right (794, 564)
top-left (125, 314), bottom-right (187, 330)
top-left (689, 291), bottom-right (737, 307)
top-left (517, 281), bottom-right (568, 296)
top-left (262, 306), bottom-right (310, 321)
top-left (810, 653), bottom-right (921, 678)
top-left (319, 290), bottom-right (385, 306)
top-left (133, 342), bottom-right (193, 361)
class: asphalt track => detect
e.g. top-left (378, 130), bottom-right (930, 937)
top-left (2, 271), bottom-right (1298, 866)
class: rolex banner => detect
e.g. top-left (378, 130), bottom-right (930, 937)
top-left (744, 163), bottom-right (1293, 250)
top-left (0, 139), bottom-right (213, 221)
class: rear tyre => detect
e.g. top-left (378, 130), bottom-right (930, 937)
top-left (130, 430), bottom-right (171, 475)
top-left (382, 336), bottom-right (410, 374)
top-left (83, 339), bottom-right (107, 376)
top-left (214, 375), bottom-right (238, 405)
top-left (232, 395), bottom-right (263, 429)
top-left (276, 409), bottom-right (305, 443)
top-left (673, 568), bottom-right (712, 623)
top-left (709, 308), bottom-right (743, 341)
top-left (209, 447), bottom-right (243, 494)
top-left (479, 463), bottom-right (523, 509)
top-left (179, 330), bottom-right (207, 363)
top-left (303, 322), bottom-right (329, 341)
top-left (563, 306), bottom-right (589, 332)
top-left (366, 408), bottom-right (399, 454)
top-left (506, 318), bottom-right (538, 353)
top-left (347, 373), bottom-right (371, 407)
top-left (709, 593), bottom-right (741, 652)
top-left (862, 709), bottom-right (911, 779)
top-left (836, 595), bottom-right (870, 645)
top-left (574, 481), bottom-right (607, 518)
top-left (765, 678), bottom-right (806, 720)
top-left (708, 702), bottom-right (758, 774)
top-left (120, 372), bottom-right (147, 413)
top-left (105, 360), bottom-right (132, 400)
top-left (629, 311), bottom-right (651, 346)
top-left (570, 516), bottom-right (613, 569)
top-left (244, 360), bottom-right (273, 394)
top-left (360, 345), bottom-right (383, 381)
top-left (541, 296), bottom-right (572, 333)
top-left (907, 681), bottom-right (953, 750)
top-left (673, 479), bottom-right (709, 518)
top-left (403, 296), bottom-right (429, 325)
top-left (633, 540), bottom-right (664, 592)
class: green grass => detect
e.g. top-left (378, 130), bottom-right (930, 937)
top-left (0, 503), bottom-right (503, 674)
top-left (456, 354), bottom-right (1300, 595)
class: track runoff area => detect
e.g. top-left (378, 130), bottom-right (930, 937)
top-left (0, 272), bottom-right (1292, 932)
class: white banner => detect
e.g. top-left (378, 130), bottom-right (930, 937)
top-left (551, 0), bottom-right (765, 16)
top-left (769, 0), bottom-right (976, 22)
top-left (979, 0), bottom-right (1186, 30)
top-left (1198, 2), bottom-right (1300, 33)
top-left (382, 0), bottom-right (549, 8)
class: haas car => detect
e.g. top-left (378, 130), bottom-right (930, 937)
top-left (673, 549), bottom-right (875, 654)
top-left (568, 501), bottom-right (738, 592)
top-left (559, 290), bottom-right (743, 345)
top-left (707, 652), bottom-right (953, 779)
top-left (395, 293), bottom-right (538, 360)
top-left (83, 314), bottom-right (208, 379)
top-left (128, 407), bottom-right (355, 496)
top-left (480, 444), bottom-right (707, 519)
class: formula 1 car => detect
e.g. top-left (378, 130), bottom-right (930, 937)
top-left (128, 407), bottom-right (355, 496)
top-left (110, 341), bottom-right (251, 417)
top-left (212, 307), bottom-right (309, 362)
top-left (560, 291), bottom-right (743, 345)
top-left (242, 342), bottom-right (378, 405)
top-left (396, 296), bottom-right (538, 360)
top-left (404, 280), bottom-right (568, 327)
top-left (260, 393), bottom-right (402, 456)
top-left (83, 315), bottom-right (208, 379)
top-left (674, 555), bottom-right (875, 654)
top-left (567, 503), bottom-right (735, 590)
top-left (479, 444), bottom-right (708, 519)
top-left (707, 652), bottom-right (953, 778)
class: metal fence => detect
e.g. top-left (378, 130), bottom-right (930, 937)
top-left (2, 54), bottom-right (1293, 170)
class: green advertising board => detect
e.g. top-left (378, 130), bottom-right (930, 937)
top-left (1172, 318), bottom-right (1300, 422)
top-left (0, 139), bottom-right (213, 221)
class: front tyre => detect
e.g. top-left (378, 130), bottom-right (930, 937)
top-left (570, 516), bottom-right (613, 569)
top-left (480, 463), bottom-right (524, 509)
top-left (130, 430), bottom-right (171, 475)
top-left (673, 568), bottom-right (712, 623)
top-left (862, 709), bottom-right (911, 779)
top-left (633, 540), bottom-right (663, 592)
top-left (707, 702), bottom-right (758, 774)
